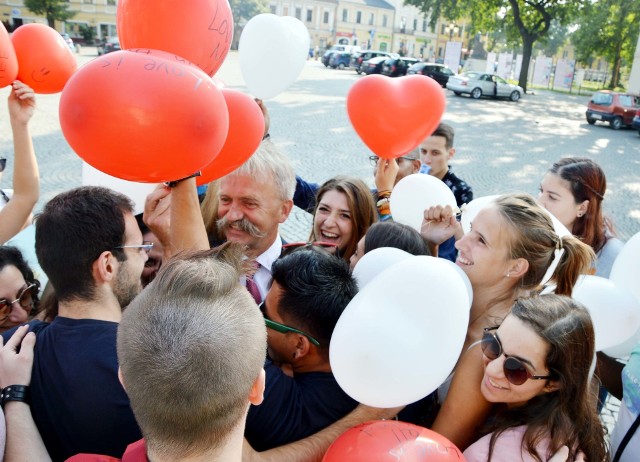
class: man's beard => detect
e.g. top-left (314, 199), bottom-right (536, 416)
top-left (216, 216), bottom-right (267, 240)
top-left (114, 261), bottom-right (142, 310)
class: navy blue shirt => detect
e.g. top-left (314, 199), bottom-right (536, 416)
top-left (245, 360), bottom-right (358, 451)
top-left (2, 317), bottom-right (141, 462)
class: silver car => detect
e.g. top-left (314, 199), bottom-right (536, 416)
top-left (446, 72), bottom-right (523, 102)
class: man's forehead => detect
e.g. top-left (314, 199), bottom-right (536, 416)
top-left (421, 135), bottom-right (448, 150)
top-left (219, 174), bottom-right (277, 198)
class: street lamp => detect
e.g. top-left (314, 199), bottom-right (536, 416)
top-left (445, 22), bottom-right (459, 41)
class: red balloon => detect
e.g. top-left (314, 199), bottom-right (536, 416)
top-left (323, 421), bottom-right (466, 462)
top-left (11, 24), bottom-right (77, 94)
top-left (347, 75), bottom-right (446, 160)
top-left (59, 50), bottom-right (229, 182)
top-left (197, 89), bottom-right (265, 185)
top-left (117, 0), bottom-right (233, 77)
top-left (0, 22), bottom-right (18, 88)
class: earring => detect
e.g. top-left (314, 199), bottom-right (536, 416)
top-left (506, 273), bottom-right (510, 278)
top-left (577, 212), bottom-right (584, 217)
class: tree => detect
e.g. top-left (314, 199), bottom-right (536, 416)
top-left (24, 0), bottom-right (76, 28)
top-left (572, 0), bottom-right (640, 89)
top-left (229, 0), bottom-right (269, 49)
top-left (404, 0), bottom-right (585, 92)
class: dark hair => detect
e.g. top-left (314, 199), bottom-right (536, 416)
top-left (485, 295), bottom-right (608, 462)
top-left (364, 221), bottom-right (431, 256)
top-left (431, 123), bottom-right (455, 150)
top-left (271, 248), bottom-right (358, 351)
top-left (548, 158), bottom-right (610, 253)
top-left (35, 186), bottom-right (134, 302)
top-left (135, 212), bottom-right (150, 235)
top-left (309, 176), bottom-right (377, 260)
top-left (0, 246), bottom-right (40, 315)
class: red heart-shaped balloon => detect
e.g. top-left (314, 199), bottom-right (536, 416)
top-left (347, 75), bottom-right (446, 159)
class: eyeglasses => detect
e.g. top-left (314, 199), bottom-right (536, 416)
top-left (259, 301), bottom-right (321, 347)
top-left (281, 241), bottom-right (338, 257)
top-left (0, 283), bottom-right (37, 322)
top-left (481, 327), bottom-right (554, 386)
top-left (114, 241), bottom-right (154, 254)
top-left (0, 158), bottom-right (6, 173)
top-left (368, 155), bottom-right (417, 167)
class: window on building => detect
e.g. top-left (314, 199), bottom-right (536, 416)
top-left (283, 6), bottom-right (289, 15)
top-left (295, 7), bottom-right (302, 19)
top-left (382, 15), bottom-right (388, 27)
top-left (307, 9), bottom-right (312, 22)
top-left (458, 27), bottom-right (463, 37)
top-left (413, 19), bottom-right (417, 30)
top-left (369, 13), bottom-right (374, 25)
top-left (356, 11), bottom-right (362, 24)
top-left (83, 0), bottom-right (93, 4)
top-left (342, 9), bottom-right (348, 22)
top-left (323, 11), bottom-right (329, 24)
top-left (441, 24), bottom-right (445, 34)
top-left (107, 0), bottom-right (116, 5)
top-left (431, 23), bottom-right (435, 33)
top-left (270, 4), bottom-right (277, 14)
top-left (422, 19), bottom-right (427, 32)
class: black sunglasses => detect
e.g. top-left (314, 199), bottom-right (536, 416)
top-left (481, 327), bottom-right (554, 386)
top-left (259, 301), bottom-right (320, 347)
top-left (0, 283), bottom-right (37, 323)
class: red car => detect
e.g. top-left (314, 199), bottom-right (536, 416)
top-left (586, 91), bottom-right (640, 130)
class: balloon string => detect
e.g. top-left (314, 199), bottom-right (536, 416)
top-left (164, 171), bottom-right (202, 188)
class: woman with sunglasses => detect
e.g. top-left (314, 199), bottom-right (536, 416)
top-left (309, 177), bottom-right (377, 261)
top-left (0, 81), bottom-right (39, 244)
top-left (421, 193), bottom-right (594, 449)
top-left (538, 157), bottom-right (622, 278)
top-left (0, 246), bottom-right (40, 333)
top-left (463, 295), bottom-right (608, 461)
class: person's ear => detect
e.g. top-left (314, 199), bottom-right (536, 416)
top-left (279, 199), bottom-right (294, 223)
top-left (292, 335), bottom-right (310, 361)
top-left (506, 258), bottom-right (529, 279)
top-left (92, 251), bottom-right (118, 284)
top-left (411, 159), bottom-right (421, 173)
top-left (248, 368), bottom-right (266, 406)
top-left (576, 200), bottom-right (589, 218)
top-left (447, 147), bottom-right (456, 160)
top-left (544, 380), bottom-right (561, 393)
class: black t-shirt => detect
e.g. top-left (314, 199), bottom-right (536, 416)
top-left (2, 317), bottom-right (141, 462)
top-left (244, 360), bottom-right (358, 451)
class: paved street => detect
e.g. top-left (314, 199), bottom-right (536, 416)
top-left (1, 48), bottom-right (639, 243)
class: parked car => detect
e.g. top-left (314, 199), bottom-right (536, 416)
top-left (361, 56), bottom-right (388, 75)
top-left (322, 50), bottom-right (339, 67)
top-left (633, 109), bottom-right (640, 135)
top-left (60, 33), bottom-right (75, 52)
top-left (446, 72), bottom-right (523, 101)
top-left (329, 52), bottom-right (352, 70)
top-left (351, 50), bottom-right (393, 74)
top-left (586, 91), bottom-right (640, 130)
top-left (98, 37), bottom-right (121, 55)
top-left (381, 57), bottom-right (419, 77)
top-left (407, 62), bottom-right (455, 87)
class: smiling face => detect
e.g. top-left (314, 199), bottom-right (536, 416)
top-left (454, 206), bottom-right (515, 288)
top-left (313, 189), bottom-right (354, 253)
top-left (538, 172), bottom-right (587, 232)
top-left (480, 315), bottom-right (554, 407)
top-left (0, 264), bottom-right (32, 331)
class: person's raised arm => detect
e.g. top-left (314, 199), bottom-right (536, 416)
top-left (1, 325), bottom-right (52, 462)
top-left (242, 404), bottom-right (402, 462)
top-left (0, 81), bottom-right (39, 244)
top-left (420, 205), bottom-right (462, 257)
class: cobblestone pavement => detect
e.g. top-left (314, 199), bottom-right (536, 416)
top-left (0, 47), bottom-right (632, 437)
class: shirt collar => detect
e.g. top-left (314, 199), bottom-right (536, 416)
top-left (256, 234), bottom-right (282, 271)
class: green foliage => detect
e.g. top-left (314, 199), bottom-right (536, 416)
top-left (229, 0), bottom-right (269, 28)
top-left (79, 24), bottom-right (95, 43)
top-left (534, 20), bottom-right (569, 57)
top-left (24, 0), bottom-right (76, 28)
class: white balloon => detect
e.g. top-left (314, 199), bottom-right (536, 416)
top-left (572, 275), bottom-right (640, 351)
top-left (610, 232), bottom-right (640, 302)
top-left (352, 247), bottom-right (413, 288)
top-left (82, 162), bottom-right (158, 215)
top-left (603, 326), bottom-right (640, 358)
top-left (390, 174), bottom-right (457, 231)
top-left (239, 14), bottom-right (310, 99)
top-left (461, 195), bottom-right (499, 234)
top-left (330, 256), bottom-right (469, 407)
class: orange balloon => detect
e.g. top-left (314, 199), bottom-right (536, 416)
top-left (59, 50), bottom-right (229, 182)
top-left (197, 89), bottom-right (264, 185)
top-left (117, 0), bottom-right (233, 77)
top-left (0, 23), bottom-right (18, 88)
top-left (347, 75), bottom-right (446, 160)
top-left (323, 421), bottom-right (466, 462)
top-left (11, 24), bottom-right (76, 94)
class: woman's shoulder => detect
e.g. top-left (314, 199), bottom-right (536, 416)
top-left (595, 236), bottom-right (624, 278)
top-left (463, 425), bottom-right (551, 462)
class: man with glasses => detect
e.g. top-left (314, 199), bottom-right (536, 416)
top-left (244, 245), bottom-right (359, 450)
top-left (1, 186), bottom-right (148, 461)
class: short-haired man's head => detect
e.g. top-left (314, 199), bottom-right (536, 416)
top-left (227, 140), bottom-right (295, 201)
top-left (364, 221), bottom-right (430, 256)
top-left (117, 246), bottom-right (266, 458)
top-left (271, 248), bottom-right (358, 350)
top-left (35, 186), bottom-right (133, 302)
top-left (431, 123), bottom-right (455, 150)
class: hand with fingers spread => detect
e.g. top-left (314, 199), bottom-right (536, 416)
top-left (374, 157), bottom-right (399, 194)
top-left (420, 204), bottom-right (461, 246)
top-left (8, 81), bottom-right (36, 126)
top-left (0, 325), bottom-right (35, 389)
